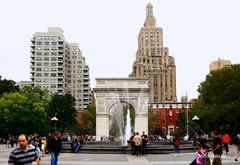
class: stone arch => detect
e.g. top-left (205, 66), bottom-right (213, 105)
top-left (94, 78), bottom-right (149, 141)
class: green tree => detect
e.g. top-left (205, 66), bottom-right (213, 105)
top-left (47, 93), bottom-right (77, 133)
top-left (176, 110), bottom-right (187, 135)
top-left (0, 92), bottom-right (48, 136)
top-left (0, 76), bottom-right (19, 95)
top-left (20, 86), bottom-right (52, 109)
top-left (148, 108), bottom-right (160, 135)
top-left (193, 64), bottom-right (240, 132)
top-left (81, 104), bottom-right (96, 135)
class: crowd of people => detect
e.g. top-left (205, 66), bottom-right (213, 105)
top-left (4, 130), bottom-right (240, 165)
top-left (189, 131), bottom-right (240, 165)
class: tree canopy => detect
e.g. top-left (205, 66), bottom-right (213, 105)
top-left (0, 76), bottom-right (19, 95)
top-left (0, 92), bottom-right (48, 136)
top-left (47, 93), bottom-right (77, 132)
top-left (81, 104), bottom-right (96, 135)
top-left (0, 77), bottom-right (80, 137)
top-left (191, 64), bottom-right (240, 132)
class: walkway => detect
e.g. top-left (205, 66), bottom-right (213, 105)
top-left (0, 144), bottom-right (239, 165)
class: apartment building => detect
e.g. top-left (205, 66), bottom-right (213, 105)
top-left (30, 27), bottom-right (91, 109)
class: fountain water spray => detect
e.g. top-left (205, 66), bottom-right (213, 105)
top-left (124, 109), bottom-right (131, 146)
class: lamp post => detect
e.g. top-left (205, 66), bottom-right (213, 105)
top-left (186, 105), bottom-right (189, 135)
top-left (185, 103), bottom-right (189, 135)
top-left (192, 115), bottom-right (205, 135)
top-left (192, 115), bottom-right (199, 121)
top-left (51, 113), bottom-right (58, 132)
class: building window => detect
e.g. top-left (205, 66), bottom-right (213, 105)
top-left (175, 110), bottom-right (179, 116)
top-left (51, 73), bottom-right (56, 77)
top-left (162, 110), bottom-right (166, 116)
top-left (52, 42), bottom-right (57, 45)
top-left (169, 110), bottom-right (173, 116)
top-left (169, 119), bottom-right (173, 125)
top-left (51, 57), bottom-right (57, 61)
top-left (162, 119), bottom-right (166, 124)
top-left (44, 57), bottom-right (49, 61)
top-left (50, 84), bottom-right (56, 88)
top-left (43, 63), bottom-right (49, 66)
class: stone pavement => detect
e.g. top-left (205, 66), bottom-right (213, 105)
top-left (0, 144), bottom-right (239, 165)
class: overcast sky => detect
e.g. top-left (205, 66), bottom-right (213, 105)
top-left (0, 0), bottom-right (240, 101)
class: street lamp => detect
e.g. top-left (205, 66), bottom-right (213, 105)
top-left (51, 113), bottom-right (58, 132)
top-left (185, 103), bottom-right (190, 135)
top-left (192, 115), bottom-right (199, 121)
top-left (192, 115), bottom-right (205, 135)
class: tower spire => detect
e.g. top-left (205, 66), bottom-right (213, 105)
top-left (146, 3), bottom-right (153, 17)
top-left (144, 3), bottom-right (156, 27)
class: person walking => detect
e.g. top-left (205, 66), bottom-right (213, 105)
top-left (234, 132), bottom-right (240, 161)
top-left (49, 131), bottom-right (62, 165)
top-left (8, 134), bottom-right (39, 165)
top-left (173, 134), bottom-right (181, 156)
top-left (221, 132), bottom-right (230, 155)
top-left (211, 131), bottom-right (222, 165)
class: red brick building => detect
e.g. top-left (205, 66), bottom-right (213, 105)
top-left (150, 102), bottom-right (192, 135)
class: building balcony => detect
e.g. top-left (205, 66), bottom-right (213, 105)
top-left (31, 39), bottom-right (36, 44)
top-left (30, 44), bottom-right (35, 48)
top-left (83, 91), bottom-right (90, 95)
top-left (83, 76), bottom-right (89, 79)
top-left (58, 57), bottom-right (63, 61)
top-left (83, 74), bottom-right (89, 78)
top-left (57, 92), bottom-right (63, 95)
top-left (58, 40), bottom-right (64, 44)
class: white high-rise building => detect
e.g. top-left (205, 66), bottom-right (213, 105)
top-left (30, 27), bottom-right (91, 109)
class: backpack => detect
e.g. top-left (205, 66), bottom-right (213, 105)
top-left (174, 138), bottom-right (180, 146)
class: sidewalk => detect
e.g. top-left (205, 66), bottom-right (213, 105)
top-left (0, 144), bottom-right (239, 165)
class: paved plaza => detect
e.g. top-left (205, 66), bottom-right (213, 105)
top-left (0, 144), bottom-right (239, 165)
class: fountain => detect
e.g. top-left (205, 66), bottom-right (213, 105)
top-left (60, 78), bottom-right (194, 154)
top-left (109, 95), bottom-right (132, 146)
top-left (124, 109), bottom-right (131, 146)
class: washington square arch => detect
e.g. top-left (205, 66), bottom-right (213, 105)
top-left (94, 78), bottom-right (149, 141)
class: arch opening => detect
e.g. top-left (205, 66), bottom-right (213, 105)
top-left (109, 102), bottom-right (135, 145)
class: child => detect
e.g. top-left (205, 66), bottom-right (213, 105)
top-left (195, 145), bottom-right (205, 165)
